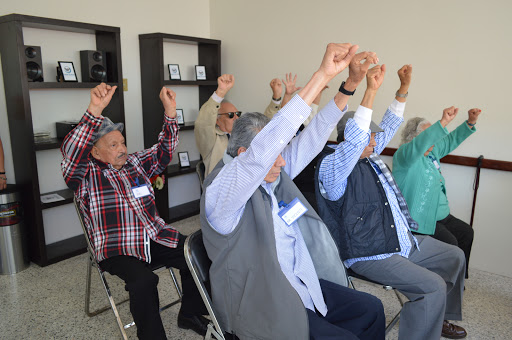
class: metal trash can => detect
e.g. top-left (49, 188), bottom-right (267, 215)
top-left (0, 185), bottom-right (29, 274)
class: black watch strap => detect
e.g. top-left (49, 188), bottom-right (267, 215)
top-left (339, 81), bottom-right (355, 96)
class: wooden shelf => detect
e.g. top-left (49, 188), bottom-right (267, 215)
top-left (34, 138), bottom-right (63, 151)
top-left (179, 122), bottom-right (195, 131)
top-left (165, 159), bottom-right (200, 178)
top-left (41, 188), bottom-right (75, 209)
top-left (45, 234), bottom-right (87, 265)
top-left (164, 80), bottom-right (217, 86)
top-left (29, 82), bottom-right (119, 89)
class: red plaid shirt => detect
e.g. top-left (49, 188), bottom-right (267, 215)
top-left (61, 111), bottom-right (179, 263)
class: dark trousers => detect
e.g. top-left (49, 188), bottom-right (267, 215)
top-left (100, 234), bottom-right (206, 340)
top-left (434, 214), bottom-right (474, 278)
top-left (307, 279), bottom-right (385, 340)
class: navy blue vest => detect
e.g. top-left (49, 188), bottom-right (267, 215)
top-left (314, 146), bottom-right (400, 260)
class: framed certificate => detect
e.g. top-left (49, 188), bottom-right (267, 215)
top-left (176, 109), bottom-right (185, 125)
top-left (168, 64), bottom-right (181, 80)
top-left (178, 151), bottom-right (190, 167)
top-left (58, 61), bottom-right (78, 82)
top-left (195, 65), bottom-right (206, 80)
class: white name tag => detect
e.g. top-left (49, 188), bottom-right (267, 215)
top-left (132, 185), bottom-right (151, 198)
top-left (432, 159), bottom-right (440, 170)
top-left (278, 197), bottom-right (308, 226)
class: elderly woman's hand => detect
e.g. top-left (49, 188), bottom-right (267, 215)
top-left (440, 106), bottom-right (459, 127)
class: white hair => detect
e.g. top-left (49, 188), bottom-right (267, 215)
top-left (400, 117), bottom-right (430, 146)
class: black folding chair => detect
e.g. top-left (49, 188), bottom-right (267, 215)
top-left (184, 230), bottom-right (225, 340)
top-left (74, 197), bottom-right (183, 339)
top-left (346, 267), bottom-right (406, 335)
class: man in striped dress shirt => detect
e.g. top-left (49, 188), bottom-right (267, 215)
top-left (315, 65), bottom-right (467, 340)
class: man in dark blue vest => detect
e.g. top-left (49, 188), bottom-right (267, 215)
top-left (315, 64), bottom-right (467, 340)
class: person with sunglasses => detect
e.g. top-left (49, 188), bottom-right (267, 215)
top-left (195, 74), bottom-right (282, 176)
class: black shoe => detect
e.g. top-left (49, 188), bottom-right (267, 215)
top-left (177, 311), bottom-right (209, 336)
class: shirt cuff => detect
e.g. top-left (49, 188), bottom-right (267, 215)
top-left (389, 99), bottom-right (406, 118)
top-left (353, 105), bottom-right (373, 131)
top-left (272, 98), bottom-right (282, 105)
top-left (211, 91), bottom-right (224, 103)
top-left (282, 94), bottom-right (312, 129)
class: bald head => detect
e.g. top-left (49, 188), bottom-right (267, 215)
top-left (216, 101), bottom-right (240, 133)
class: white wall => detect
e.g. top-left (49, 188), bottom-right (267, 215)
top-left (210, 0), bottom-right (512, 277)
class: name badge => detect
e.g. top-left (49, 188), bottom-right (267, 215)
top-left (131, 177), bottom-right (151, 199)
top-left (278, 197), bottom-right (308, 226)
top-left (432, 159), bottom-right (440, 170)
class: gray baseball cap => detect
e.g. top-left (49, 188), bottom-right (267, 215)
top-left (92, 117), bottom-right (124, 144)
top-left (336, 111), bottom-right (384, 142)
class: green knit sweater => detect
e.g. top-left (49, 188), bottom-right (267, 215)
top-left (392, 120), bottom-right (475, 235)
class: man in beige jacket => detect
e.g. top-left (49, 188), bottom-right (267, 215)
top-left (195, 74), bottom-right (282, 175)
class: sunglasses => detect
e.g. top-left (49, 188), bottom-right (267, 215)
top-left (219, 111), bottom-right (242, 119)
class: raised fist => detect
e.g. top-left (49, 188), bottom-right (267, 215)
top-left (348, 51), bottom-right (378, 86)
top-left (216, 74), bottom-right (235, 97)
top-left (366, 64), bottom-right (386, 91)
top-left (270, 78), bottom-right (282, 99)
top-left (88, 83), bottom-right (117, 117)
top-left (397, 64), bottom-right (412, 87)
top-left (318, 43), bottom-right (359, 80)
top-left (467, 108), bottom-right (482, 125)
top-left (160, 87), bottom-right (177, 118)
top-left (440, 106), bottom-right (459, 127)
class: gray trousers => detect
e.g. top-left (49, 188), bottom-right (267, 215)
top-left (350, 235), bottom-right (465, 340)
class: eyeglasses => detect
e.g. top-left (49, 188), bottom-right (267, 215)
top-left (219, 111), bottom-right (242, 119)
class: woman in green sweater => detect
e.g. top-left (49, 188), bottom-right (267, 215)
top-left (392, 106), bottom-right (482, 278)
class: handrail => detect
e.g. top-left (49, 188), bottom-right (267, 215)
top-left (381, 148), bottom-right (512, 172)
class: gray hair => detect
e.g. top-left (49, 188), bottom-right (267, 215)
top-left (400, 117), bottom-right (430, 146)
top-left (226, 112), bottom-right (270, 157)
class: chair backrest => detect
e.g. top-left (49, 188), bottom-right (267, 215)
top-left (74, 197), bottom-right (98, 262)
top-left (196, 160), bottom-right (206, 190)
top-left (184, 230), bottom-right (224, 338)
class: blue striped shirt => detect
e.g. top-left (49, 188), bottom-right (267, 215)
top-left (205, 95), bottom-right (347, 314)
top-left (318, 101), bottom-right (418, 267)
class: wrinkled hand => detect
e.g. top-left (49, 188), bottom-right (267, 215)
top-left (88, 83), bottom-right (117, 117)
top-left (270, 78), bottom-right (282, 99)
top-left (366, 65), bottom-right (386, 91)
top-left (467, 108), bottom-right (482, 125)
top-left (318, 43), bottom-right (359, 80)
top-left (397, 64), bottom-right (412, 87)
top-left (282, 73), bottom-right (303, 95)
top-left (160, 87), bottom-right (177, 118)
top-left (348, 51), bottom-right (378, 86)
top-left (216, 74), bottom-right (234, 97)
top-left (440, 106), bottom-right (459, 127)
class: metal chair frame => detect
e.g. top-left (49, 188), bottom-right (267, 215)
top-left (74, 197), bottom-right (183, 339)
top-left (184, 230), bottom-right (225, 340)
top-left (346, 269), bottom-right (406, 335)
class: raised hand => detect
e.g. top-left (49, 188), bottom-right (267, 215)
top-left (270, 78), bottom-right (283, 99)
top-left (440, 106), bottom-right (459, 127)
top-left (88, 83), bottom-right (117, 117)
top-left (467, 108), bottom-right (482, 125)
top-left (282, 73), bottom-right (303, 95)
top-left (318, 43), bottom-right (359, 80)
top-left (347, 51), bottom-right (378, 87)
top-left (160, 87), bottom-right (177, 118)
top-left (366, 64), bottom-right (386, 91)
top-left (397, 64), bottom-right (412, 88)
top-left (216, 74), bottom-right (235, 98)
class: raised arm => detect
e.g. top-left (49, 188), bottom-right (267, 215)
top-left (206, 43), bottom-right (359, 233)
top-left (281, 73), bottom-right (303, 107)
top-left (61, 83), bottom-right (117, 192)
top-left (135, 87), bottom-right (179, 177)
top-left (434, 108), bottom-right (480, 158)
top-left (263, 78), bottom-right (283, 118)
top-left (194, 74), bottom-right (234, 157)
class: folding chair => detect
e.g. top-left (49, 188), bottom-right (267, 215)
top-left (74, 197), bottom-right (183, 340)
top-left (184, 230), bottom-right (225, 340)
top-left (346, 267), bottom-right (406, 335)
top-left (196, 160), bottom-right (206, 192)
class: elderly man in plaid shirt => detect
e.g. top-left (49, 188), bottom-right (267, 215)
top-left (61, 83), bottom-right (207, 339)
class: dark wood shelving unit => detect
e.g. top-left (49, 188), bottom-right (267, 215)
top-left (0, 14), bottom-right (125, 266)
top-left (139, 33), bottom-right (220, 223)
top-left (40, 188), bottom-right (75, 210)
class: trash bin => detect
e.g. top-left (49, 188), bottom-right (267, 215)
top-left (0, 185), bottom-right (29, 274)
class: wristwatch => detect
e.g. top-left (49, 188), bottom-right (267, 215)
top-left (395, 91), bottom-right (408, 98)
top-left (339, 81), bottom-right (355, 96)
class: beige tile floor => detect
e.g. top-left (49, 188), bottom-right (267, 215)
top-left (1, 215), bottom-right (511, 339)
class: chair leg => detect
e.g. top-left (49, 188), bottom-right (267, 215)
top-left (159, 268), bottom-right (183, 312)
